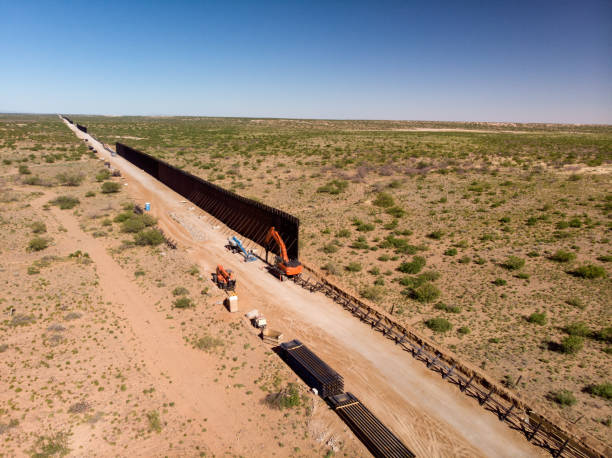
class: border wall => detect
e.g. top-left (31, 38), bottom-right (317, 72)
top-left (115, 142), bottom-right (300, 259)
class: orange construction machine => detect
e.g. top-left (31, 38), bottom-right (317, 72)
top-left (264, 227), bottom-right (303, 280)
top-left (213, 264), bottom-right (236, 290)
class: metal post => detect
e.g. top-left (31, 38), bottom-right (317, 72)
top-left (500, 404), bottom-right (515, 421)
top-left (479, 387), bottom-right (494, 406)
top-left (553, 439), bottom-right (569, 458)
top-left (427, 353), bottom-right (440, 368)
top-left (528, 421), bottom-right (541, 442)
top-left (443, 363), bottom-right (455, 380)
top-left (461, 374), bottom-right (474, 392)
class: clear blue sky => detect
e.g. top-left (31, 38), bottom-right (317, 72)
top-left (1, 0), bottom-right (610, 123)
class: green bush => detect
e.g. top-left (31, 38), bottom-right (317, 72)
top-left (49, 195), bottom-right (80, 209)
top-left (101, 181), bottom-right (121, 193)
top-left (121, 214), bottom-right (156, 233)
top-left (427, 230), bottom-right (444, 240)
top-left (18, 165), bottom-right (31, 175)
top-left (345, 262), bottom-right (362, 272)
top-left (570, 264), bottom-right (606, 279)
top-left (172, 286), bottom-right (189, 296)
top-left (265, 383), bottom-right (302, 410)
top-left (195, 334), bottom-right (223, 351)
top-left (550, 250), bottom-right (576, 263)
top-left (444, 247), bottom-right (457, 256)
top-left (597, 254), bottom-right (612, 263)
top-left (56, 172), bottom-right (84, 186)
top-left (501, 256), bottom-right (525, 270)
top-left (411, 282), bottom-right (441, 303)
top-left (373, 192), bottom-right (395, 208)
top-left (23, 175), bottom-right (42, 185)
top-left (586, 383), bottom-right (612, 401)
top-left (560, 335), bottom-right (584, 354)
top-left (336, 228), bottom-right (351, 238)
top-left (317, 180), bottom-right (348, 194)
top-left (31, 221), bottom-right (47, 234)
top-left (322, 262), bottom-right (340, 275)
top-left (360, 286), bottom-right (384, 301)
top-left (425, 317), bottom-right (452, 333)
top-left (594, 327), bottom-right (612, 343)
top-left (134, 229), bottom-right (164, 246)
top-left (398, 256), bottom-right (426, 274)
top-left (458, 326), bottom-right (471, 335)
top-left (27, 237), bottom-right (50, 252)
top-left (552, 389), bottom-right (576, 406)
top-left (95, 169), bottom-right (111, 182)
top-left (322, 243), bottom-right (338, 254)
top-left (492, 278), bottom-right (506, 286)
top-left (566, 297), bottom-right (586, 309)
top-left (527, 312), bottom-right (547, 325)
top-left (173, 297), bottom-right (194, 309)
top-left (147, 411), bottom-right (162, 433)
top-left (385, 206), bottom-right (405, 218)
top-left (564, 322), bottom-right (591, 337)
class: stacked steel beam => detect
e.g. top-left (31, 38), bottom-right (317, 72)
top-left (279, 339), bottom-right (343, 398)
top-left (328, 392), bottom-right (415, 458)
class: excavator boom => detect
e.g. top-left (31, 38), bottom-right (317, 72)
top-left (264, 227), bottom-right (302, 279)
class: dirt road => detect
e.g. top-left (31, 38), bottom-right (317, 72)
top-left (65, 120), bottom-right (542, 457)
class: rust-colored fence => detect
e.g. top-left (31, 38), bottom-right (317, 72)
top-left (115, 143), bottom-right (300, 260)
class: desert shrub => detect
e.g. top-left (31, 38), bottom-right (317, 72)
top-left (594, 327), bottom-right (612, 343)
top-left (172, 286), bottom-right (189, 296)
top-left (492, 278), bottom-right (506, 286)
top-left (570, 264), bottom-right (606, 279)
top-left (586, 383), bottom-right (612, 400)
top-left (85, 191), bottom-right (95, 197)
top-left (425, 317), bottom-right (452, 333)
top-left (265, 383), bottom-right (301, 410)
top-left (195, 334), bottom-right (223, 351)
top-left (501, 255), bottom-right (525, 270)
top-left (134, 229), bottom-right (164, 246)
top-left (444, 247), bottom-right (457, 256)
top-left (23, 175), bottom-right (42, 185)
top-left (114, 211), bottom-right (133, 223)
top-left (173, 297), bottom-right (194, 308)
top-left (18, 164), bottom-right (31, 175)
top-left (336, 228), bottom-right (351, 238)
top-left (322, 262), bottom-right (340, 275)
top-left (596, 254), bottom-right (612, 263)
top-left (566, 297), bottom-right (586, 309)
top-left (121, 214), bottom-right (156, 233)
top-left (379, 235), bottom-right (417, 254)
top-left (427, 230), bottom-right (444, 240)
top-left (527, 312), bottom-right (547, 325)
top-left (560, 335), bottom-right (584, 354)
top-left (360, 286), bottom-right (384, 301)
top-left (551, 389), bottom-right (577, 406)
top-left (550, 250), bottom-right (576, 263)
top-left (27, 237), bottom-right (50, 252)
top-left (355, 222), bottom-right (375, 232)
top-left (95, 169), bottom-right (111, 181)
top-left (49, 195), bottom-right (80, 209)
top-left (373, 192), bottom-right (395, 208)
top-left (147, 411), bottom-right (162, 433)
top-left (435, 302), bottom-right (461, 313)
top-left (56, 172), bottom-right (84, 186)
top-left (564, 322), bottom-right (591, 337)
top-left (458, 255), bottom-right (471, 264)
top-left (322, 243), bottom-right (339, 254)
top-left (101, 181), bottom-right (121, 193)
top-left (378, 254), bottom-right (390, 261)
top-left (350, 236), bottom-right (369, 250)
top-left (411, 282), bottom-right (440, 303)
top-left (385, 206), bottom-right (405, 218)
top-left (317, 179), bottom-right (348, 194)
top-left (31, 221), bottom-right (47, 233)
top-left (29, 431), bottom-right (70, 457)
top-left (458, 326), bottom-right (471, 335)
top-left (345, 262), bottom-right (362, 272)
top-left (499, 216), bottom-right (511, 223)
top-left (398, 256), bottom-right (426, 274)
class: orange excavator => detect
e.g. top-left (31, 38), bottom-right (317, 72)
top-left (264, 227), bottom-right (302, 280)
top-left (213, 264), bottom-right (236, 291)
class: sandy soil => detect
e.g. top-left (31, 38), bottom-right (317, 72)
top-left (65, 120), bottom-right (544, 457)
